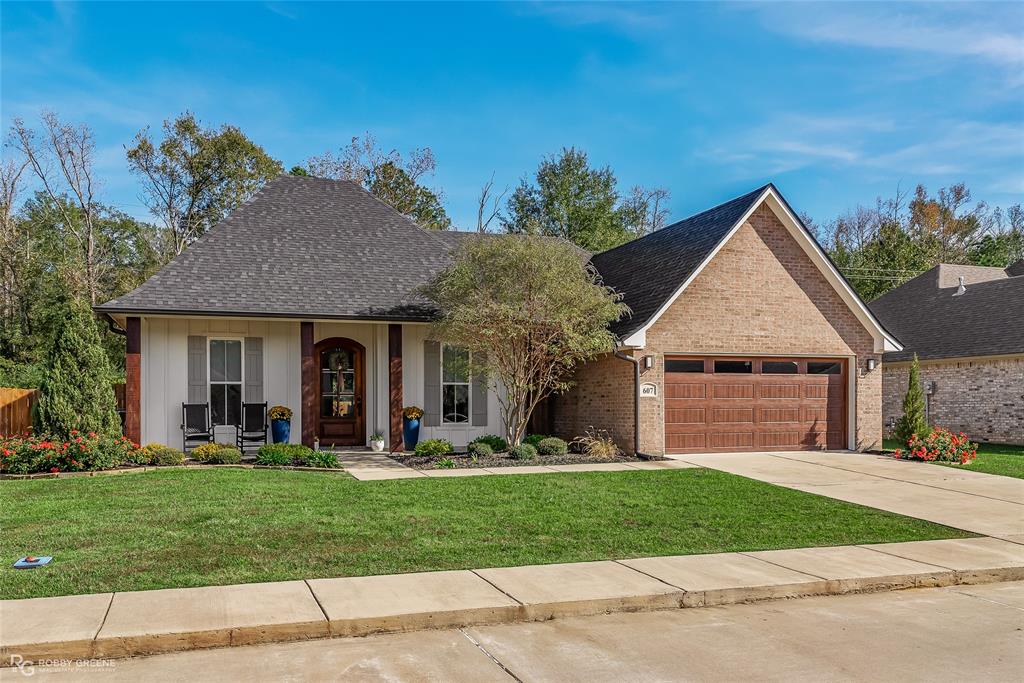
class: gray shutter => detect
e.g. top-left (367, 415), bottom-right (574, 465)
top-left (471, 351), bottom-right (488, 426)
top-left (424, 341), bottom-right (441, 426)
top-left (244, 337), bottom-right (263, 403)
top-left (187, 336), bottom-right (207, 403)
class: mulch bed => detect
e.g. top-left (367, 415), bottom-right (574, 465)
top-left (390, 451), bottom-right (664, 470)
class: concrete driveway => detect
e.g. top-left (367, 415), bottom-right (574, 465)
top-left (674, 451), bottom-right (1024, 538)
top-left (15, 582), bottom-right (1023, 682)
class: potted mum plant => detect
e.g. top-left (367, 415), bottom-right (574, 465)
top-left (402, 406), bottom-right (424, 451)
top-left (268, 405), bottom-right (293, 443)
top-left (370, 431), bottom-right (385, 452)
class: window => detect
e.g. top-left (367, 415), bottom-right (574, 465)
top-left (442, 345), bottom-right (470, 424)
top-left (808, 361), bottom-right (842, 375)
top-left (762, 360), bottom-right (798, 374)
top-left (665, 359), bottom-right (705, 373)
top-left (714, 360), bottom-right (752, 373)
top-left (209, 339), bottom-right (242, 426)
top-left (321, 346), bottom-right (355, 418)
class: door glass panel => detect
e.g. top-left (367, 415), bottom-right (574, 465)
top-left (665, 359), bottom-right (704, 373)
top-left (763, 361), bottom-right (798, 374)
top-left (320, 346), bottom-right (356, 418)
top-left (808, 361), bottom-right (842, 375)
top-left (714, 360), bottom-right (752, 373)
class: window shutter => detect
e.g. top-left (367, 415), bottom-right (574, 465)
top-left (244, 337), bottom-right (263, 403)
top-left (187, 336), bottom-right (207, 403)
top-left (424, 341), bottom-right (441, 426)
top-left (471, 351), bottom-right (488, 426)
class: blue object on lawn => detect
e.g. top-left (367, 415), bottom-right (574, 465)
top-left (271, 418), bottom-right (290, 444)
top-left (14, 556), bottom-right (52, 569)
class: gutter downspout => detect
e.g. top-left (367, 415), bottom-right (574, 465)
top-left (612, 342), bottom-right (647, 459)
top-left (103, 313), bottom-right (127, 337)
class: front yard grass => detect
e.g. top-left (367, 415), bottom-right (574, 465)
top-left (0, 468), bottom-right (971, 600)
top-left (884, 439), bottom-right (1024, 480)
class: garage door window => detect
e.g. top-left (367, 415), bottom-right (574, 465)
top-left (714, 360), bottom-right (752, 373)
top-left (808, 361), bottom-right (842, 375)
top-left (763, 360), bottom-right (798, 374)
top-left (665, 359), bottom-right (704, 373)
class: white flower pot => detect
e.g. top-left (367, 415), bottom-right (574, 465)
top-left (370, 439), bottom-right (385, 452)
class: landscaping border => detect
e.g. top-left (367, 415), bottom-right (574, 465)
top-left (0, 463), bottom-right (347, 480)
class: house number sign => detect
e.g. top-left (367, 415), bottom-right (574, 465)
top-left (640, 382), bottom-right (658, 398)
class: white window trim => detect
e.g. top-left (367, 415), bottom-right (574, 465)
top-left (440, 343), bottom-right (472, 426)
top-left (208, 337), bottom-right (244, 426)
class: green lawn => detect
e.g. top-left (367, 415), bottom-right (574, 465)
top-left (0, 468), bottom-right (971, 600)
top-left (883, 439), bottom-right (1024, 480)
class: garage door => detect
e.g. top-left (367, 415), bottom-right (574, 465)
top-left (664, 357), bottom-right (847, 453)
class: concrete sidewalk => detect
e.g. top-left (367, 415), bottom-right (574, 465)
top-left (4, 537), bottom-right (1023, 665)
top-left (675, 451), bottom-right (1024, 538)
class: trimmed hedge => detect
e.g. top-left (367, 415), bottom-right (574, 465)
top-left (536, 437), bottom-right (568, 456)
top-left (415, 439), bottom-right (454, 457)
top-left (470, 434), bottom-right (508, 453)
top-left (508, 443), bottom-right (537, 461)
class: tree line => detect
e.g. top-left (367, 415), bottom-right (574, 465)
top-left (1, 109), bottom-right (1021, 386)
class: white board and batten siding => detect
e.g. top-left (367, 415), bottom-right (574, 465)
top-left (140, 318), bottom-right (506, 450)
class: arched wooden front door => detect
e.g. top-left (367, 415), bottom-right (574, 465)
top-left (315, 337), bottom-right (365, 447)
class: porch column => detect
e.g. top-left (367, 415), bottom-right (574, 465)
top-left (388, 324), bottom-right (403, 452)
top-left (300, 321), bottom-right (315, 447)
top-left (125, 316), bottom-right (141, 445)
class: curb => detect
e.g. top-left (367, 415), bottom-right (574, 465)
top-left (3, 560), bottom-right (1021, 666)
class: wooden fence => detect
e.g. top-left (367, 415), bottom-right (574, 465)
top-left (0, 384), bottom-right (126, 437)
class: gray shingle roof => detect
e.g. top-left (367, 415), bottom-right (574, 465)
top-left (590, 184), bottom-right (770, 337)
top-left (97, 176), bottom-right (476, 321)
top-left (869, 264), bottom-right (1024, 362)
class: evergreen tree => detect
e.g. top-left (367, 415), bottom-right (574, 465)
top-left (894, 354), bottom-right (929, 444)
top-left (33, 299), bottom-right (120, 438)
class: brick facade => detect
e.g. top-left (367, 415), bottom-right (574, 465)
top-left (883, 356), bottom-right (1024, 445)
top-left (554, 203), bottom-right (883, 454)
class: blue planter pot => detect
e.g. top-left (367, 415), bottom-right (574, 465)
top-left (271, 419), bottom-right (291, 444)
top-left (402, 417), bottom-right (420, 451)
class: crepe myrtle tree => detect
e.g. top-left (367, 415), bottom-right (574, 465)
top-left (423, 234), bottom-right (628, 446)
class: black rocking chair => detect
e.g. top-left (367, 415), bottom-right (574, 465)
top-left (236, 402), bottom-right (268, 453)
top-left (181, 403), bottom-right (214, 453)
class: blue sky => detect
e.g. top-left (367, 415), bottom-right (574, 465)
top-left (3, 1), bottom-right (1022, 229)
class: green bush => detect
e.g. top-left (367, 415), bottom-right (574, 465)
top-left (434, 457), bottom-right (457, 469)
top-left (536, 437), bottom-right (568, 456)
top-left (467, 441), bottom-right (493, 458)
top-left (415, 438), bottom-right (454, 457)
top-left (894, 354), bottom-right (930, 444)
top-left (256, 443), bottom-right (313, 466)
top-left (303, 450), bottom-right (339, 469)
top-left (190, 442), bottom-right (232, 462)
top-left (523, 434), bottom-right (549, 448)
top-left (151, 446), bottom-right (185, 466)
top-left (509, 443), bottom-right (537, 461)
top-left (207, 447), bottom-right (242, 465)
top-left (470, 434), bottom-right (508, 452)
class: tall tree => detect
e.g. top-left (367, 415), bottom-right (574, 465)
top-left (619, 185), bottom-right (671, 237)
top-left (423, 235), bottom-right (628, 446)
top-left (305, 133), bottom-right (450, 230)
top-left (893, 354), bottom-right (929, 444)
top-left (126, 112), bottom-right (283, 257)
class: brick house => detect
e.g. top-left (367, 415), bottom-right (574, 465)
top-left (96, 177), bottom-right (901, 454)
top-left (870, 263), bottom-right (1024, 445)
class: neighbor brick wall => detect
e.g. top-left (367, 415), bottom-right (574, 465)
top-left (554, 203), bottom-right (883, 454)
top-left (883, 356), bottom-right (1024, 445)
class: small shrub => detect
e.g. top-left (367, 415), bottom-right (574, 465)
top-left (190, 442), bottom-right (232, 462)
top-left (256, 446), bottom-right (293, 466)
top-left (571, 427), bottom-right (620, 459)
top-left (536, 437), bottom-right (568, 456)
top-left (894, 427), bottom-right (977, 464)
top-left (508, 443), bottom-right (537, 461)
top-left (129, 443), bottom-right (164, 466)
top-left (468, 441), bottom-right (493, 458)
top-left (207, 447), bottom-right (242, 464)
top-left (471, 434), bottom-right (508, 452)
top-left (434, 457), bottom-right (457, 469)
top-left (523, 434), bottom-right (548, 448)
top-left (151, 446), bottom-right (185, 466)
top-left (415, 438), bottom-right (453, 457)
top-left (303, 450), bottom-right (339, 469)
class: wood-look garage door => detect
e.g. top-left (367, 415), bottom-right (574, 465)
top-left (664, 357), bottom-right (847, 453)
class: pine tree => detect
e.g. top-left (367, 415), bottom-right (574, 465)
top-left (33, 299), bottom-right (120, 439)
top-left (894, 354), bottom-right (929, 444)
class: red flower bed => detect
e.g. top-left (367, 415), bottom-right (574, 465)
top-left (893, 427), bottom-right (977, 465)
top-left (1, 430), bottom-right (141, 475)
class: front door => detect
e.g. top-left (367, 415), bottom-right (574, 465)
top-left (316, 338), bottom-right (365, 446)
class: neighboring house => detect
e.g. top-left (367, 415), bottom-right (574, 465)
top-left (96, 177), bottom-right (900, 454)
top-left (870, 263), bottom-right (1024, 445)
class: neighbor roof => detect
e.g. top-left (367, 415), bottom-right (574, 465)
top-left (869, 263), bottom-right (1024, 362)
top-left (97, 175), bottom-right (478, 321)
